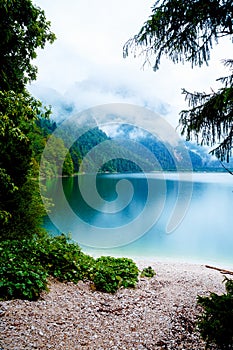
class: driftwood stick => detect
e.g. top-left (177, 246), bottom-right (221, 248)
top-left (205, 265), bottom-right (233, 276)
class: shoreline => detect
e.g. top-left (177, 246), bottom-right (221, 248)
top-left (82, 247), bottom-right (233, 271)
top-left (133, 255), bottom-right (233, 271)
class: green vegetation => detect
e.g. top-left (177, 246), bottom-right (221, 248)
top-left (197, 277), bottom-right (233, 349)
top-left (39, 134), bottom-right (74, 178)
top-left (0, 238), bottom-right (48, 300)
top-left (140, 266), bottom-right (156, 278)
top-left (37, 122), bottom-right (156, 176)
top-left (125, 2), bottom-right (233, 345)
top-left (0, 91), bottom-right (52, 239)
top-left (58, 125), bottom-right (154, 174)
top-left (0, 0), bottom-right (55, 240)
top-left (0, 0), bottom-right (142, 303)
top-left (37, 234), bottom-right (94, 283)
top-left (92, 256), bottom-right (139, 293)
top-left (0, 235), bottom-right (140, 300)
top-left (124, 0), bottom-right (233, 162)
top-left (0, 0), bottom-right (55, 92)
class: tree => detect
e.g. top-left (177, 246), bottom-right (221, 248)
top-left (123, 0), bottom-right (233, 161)
top-left (0, 0), bottom-right (55, 92)
top-left (39, 135), bottom-right (74, 178)
top-left (0, 0), bottom-right (55, 239)
top-left (0, 90), bottom-right (50, 238)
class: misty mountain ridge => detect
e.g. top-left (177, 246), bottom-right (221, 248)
top-left (31, 85), bottom-right (233, 173)
top-left (102, 123), bottom-right (233, 172)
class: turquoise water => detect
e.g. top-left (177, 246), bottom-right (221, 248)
top-left (43, 172), bottom-right (233, 267)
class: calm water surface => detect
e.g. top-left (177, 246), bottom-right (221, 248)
top-left (44, 172), bottom-right (233, 267)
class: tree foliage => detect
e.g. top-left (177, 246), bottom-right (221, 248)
top-left (0, 91), bottom-right (49, 238)
top-left (124, 0), bottom-right (233, 161)
top-left (180, 60), bottom-right (233, 161)
top-left (197, 277), bottom-right (233, 349)
top-left (123, 0), bottom-right (232, 70)
top-left (0, 0), bottom-right (55, 92)
top-left (0, 0), bottom-right (55, 239)
top-left (39, 134), bottom-right (74, 178)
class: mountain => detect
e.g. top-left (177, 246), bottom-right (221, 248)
top-left (38, 118), bottom-right (233, 174)
top-left (32, 89), bottom-right (232, 174)
top-left (106, 124), bottom-right (233, 172)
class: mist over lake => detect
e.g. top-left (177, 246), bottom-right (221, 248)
top-left (44, 172), bottom-right (233, 268)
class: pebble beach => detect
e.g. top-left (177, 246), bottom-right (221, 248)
top-left (0, 260), bottom-right (229, 350)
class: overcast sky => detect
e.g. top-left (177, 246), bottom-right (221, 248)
top-left (31, 0), bottom-right (232, 126)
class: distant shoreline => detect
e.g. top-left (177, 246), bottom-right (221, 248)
top-left (42, 168), bottom-right (233, 180)
top-left (80, 246), bottom-right (233, 271)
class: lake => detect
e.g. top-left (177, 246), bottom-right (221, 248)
top-left (43, 172), bottom-right (233, 268)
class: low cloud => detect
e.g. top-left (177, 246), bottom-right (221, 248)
top-left (29, 68), bottom-right (171, 123)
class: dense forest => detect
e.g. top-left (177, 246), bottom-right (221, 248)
top-left (35, 119), bottom-right (148, 176)
top-left (35, 117), bottom-right (231, 178)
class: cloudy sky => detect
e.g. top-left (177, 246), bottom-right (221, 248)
top-left (31, 0), bottom-right (232, 126)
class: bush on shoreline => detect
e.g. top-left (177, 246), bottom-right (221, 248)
top-left (197, 277), bottom-right (233, 349)
top-left (92, 256), bottom-right (139, 293)
top-left (140, 266), bottom-right (156, 278)
top-left (0, 238), bottom-right (48, 300)
top-left (0, 234), bottom-right (140, 300)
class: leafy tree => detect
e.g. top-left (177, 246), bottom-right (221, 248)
top-left (123, 0), bottom-right (233, 161)
top-left (36, 118), bottom-right (57, 138)
top-left (40, 134), bottom-right (74, 178)
top-left (0, 0), bottom-right (55, 92)
top-left (58, 126), bottom-right (108, 173)
top-left (0, 91), bottom-right (49, 238)
top-left (0, 0), bottom-right (55, 239)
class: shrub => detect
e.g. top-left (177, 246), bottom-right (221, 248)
top-left (197, 277), bottom-right (233, 349)
top-left (0, 235), bottom-right (95, 300)
top-left (92, 256), bottom-right (139, 293)
top-left (0, 235), bottom-right (140, 300)
top-left (37, 234), bottom-right (95, 282)
top-left (140, 266), bottom-right (156, 278)
top-left (0, 239), bottom-right (48, 300)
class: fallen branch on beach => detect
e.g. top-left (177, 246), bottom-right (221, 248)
top-left (205, 265), bottom-right (233, 276)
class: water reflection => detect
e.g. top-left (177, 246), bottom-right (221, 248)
top-left (43, 173), bottom-right (233, 266)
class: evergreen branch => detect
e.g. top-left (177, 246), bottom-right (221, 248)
top-left (123, 0), bottom-right (233, 70)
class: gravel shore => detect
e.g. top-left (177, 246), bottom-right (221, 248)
top-left (0, 260), bottom-right (228, 350)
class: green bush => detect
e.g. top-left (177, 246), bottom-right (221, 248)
top-left (140, 266), bottom-right (156, 278)
top-left (0, 239), bottom-right (48, 300)
top-left (0, 235), bottom-right (95, 300)
top-left (37, 234), bottom-right (95, 282)
top-left (197, 277), bottom-right (233, 349)
top-left (0, 235), bottom-right (140, 300)
top-left (92, 256), bottom-right (139, 293)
